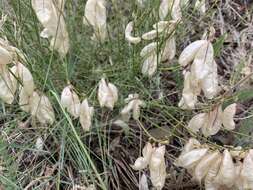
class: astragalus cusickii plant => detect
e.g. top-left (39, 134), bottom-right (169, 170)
top-left (1, 0), bottom-right (253, 189)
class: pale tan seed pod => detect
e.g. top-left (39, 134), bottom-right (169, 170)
top-left (84, 0), bottom-right (107, 42)
top-left (178, 71), bottom-right (199, 109)
top-left (79, 99), bottom-right (94, 132)
top-left (178, 40), bottom-right (207, 67)
top-left (159, 0), bottom-right (172, 20)
top-left (140, 42), bottom-right (157, 58)
top-left (187, 113), bottom-right (207, 133)
top-left (194, 151), bottom-right (220, 182)
top-left (142, 52), bottom-right (158, 77)
top-left (30, 92), bottom-right (55, 124)
top-left (201, 106), bottom-right (223, 137)
top-left (241, 150), bottom-right (253, 189)
top-left (234, 161), bottom-right (244, 190)
top-left (161, 36), bottom-right (176, 62)
top-left (222, 103), bottom-right (236, 131)
top-left (181, 138), bottom-right (201, 155)
top-left (12, 62), bottom-right (34, 96)
top-left (149, 146), bottom-right (166, 190)
top-left (37, 94), bottom-right (55, 124)
top-left (200, 61), bottom-right (219, 99)
top-left (0, 45), bottom-right (12, 65)
top-left (195, 0), bottom-right (206, 15)
top-left (142, 30), bottom-right (159, 41)
top-left (132, 142), bottom-right (153, 170)
top-left (19, 87), bottom-right (31, 112)
top-left (139, 173), bottom-right (149, 190)
top-left (176, 148), bottom-right (208, 169)
top-left (152, 21), bottom-right (170, 31)
top-left (190, 41), bottom-right (214, 81)
top-left (205, 155), bottom-right (222, 190)
top-left (125, 21), bottom-right (141, 44)
top-left (97, 78), bottom-right (118, 110)
top-left (61, 85), bottom-right (81, 118)
top-left (215, 149), bottom-right (236, 187)
top-left (32, 0), bottom-right (69, 56)
top-left (0, 66), bottom-right (17, 104)
top-left (121, 94), bottom-right (145, 121)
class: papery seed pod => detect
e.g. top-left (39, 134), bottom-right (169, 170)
top-left (200, 61), bottom-right (219, 99)
top-left (125, 21), bottom-right (141, 44)
top-left (32, 0), bottom-right (69, 56)
top-left (35, 137), bottom-right (44, 151)
top-left (0, 45), bottom-right (12, 65)
top-left (79, 99), bottom-right (94, 132)
top-left (195, 0), bottom-right (206, 15)
top-left (152, 21), bottom-right (170, 31)
top-left (159, 0), bottom-right (171, 20)
top-left (178, 71), bottom-right (199, 109)
top-left (61, 85), bottom-right (81, 118)
top-left (191, 41), bottom-right (214, 81)
top-left (178, 40), bottom-right (206, 67)
top-left (139, 173), bottom-right (149, 190)
top-left (121, 94), bottom-right (145, 121)
top-left (142, 52), bottom-right (158, 77)
top-left (181, 138), bottom-right (201, 155)
top-left (241, 150), bottom-right (253, 189)
top-left (171, 0), bottom-right (182, 21)
top-left (201, 106), bottom-right (222, 137)
top-left (132, 142), bottom-right (153, 170)
top-left (161, 36), bottom-right (176, 62)
top-left (234, 161), bottom-right (244, 190)
top-left (30, 91), bottom-right (40, 116)
top-left (19, 87), bottom-right (31, 112)
top-left (140, 42), bottom-right (157, 57)
top-left (36, 94), bottom-right (55, 124)
top-left (205, 155), bottom-right (222, 190)
top-left (84, 0), bottom-right (107, 42)
top-left (222, 103), bottom-right (236, 130)
top-left (142, 30), bottom-right (159, 41)
top-left (149, 146), bottom-right (166, 190)
top-left (0, 66), bottom-right (17, 104)
top-left (98, 78), bottom-right (118, 110)
top-left (215, 149), bottom-right (236, 187)
top-left (187, 113), bottom-right (207, 133)
top-left (176, 148), bottom-right (208, 169)
top-left (194, 151), bottom-right (220, 182)
top-left (12, 63), bottom-right (34, 96)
